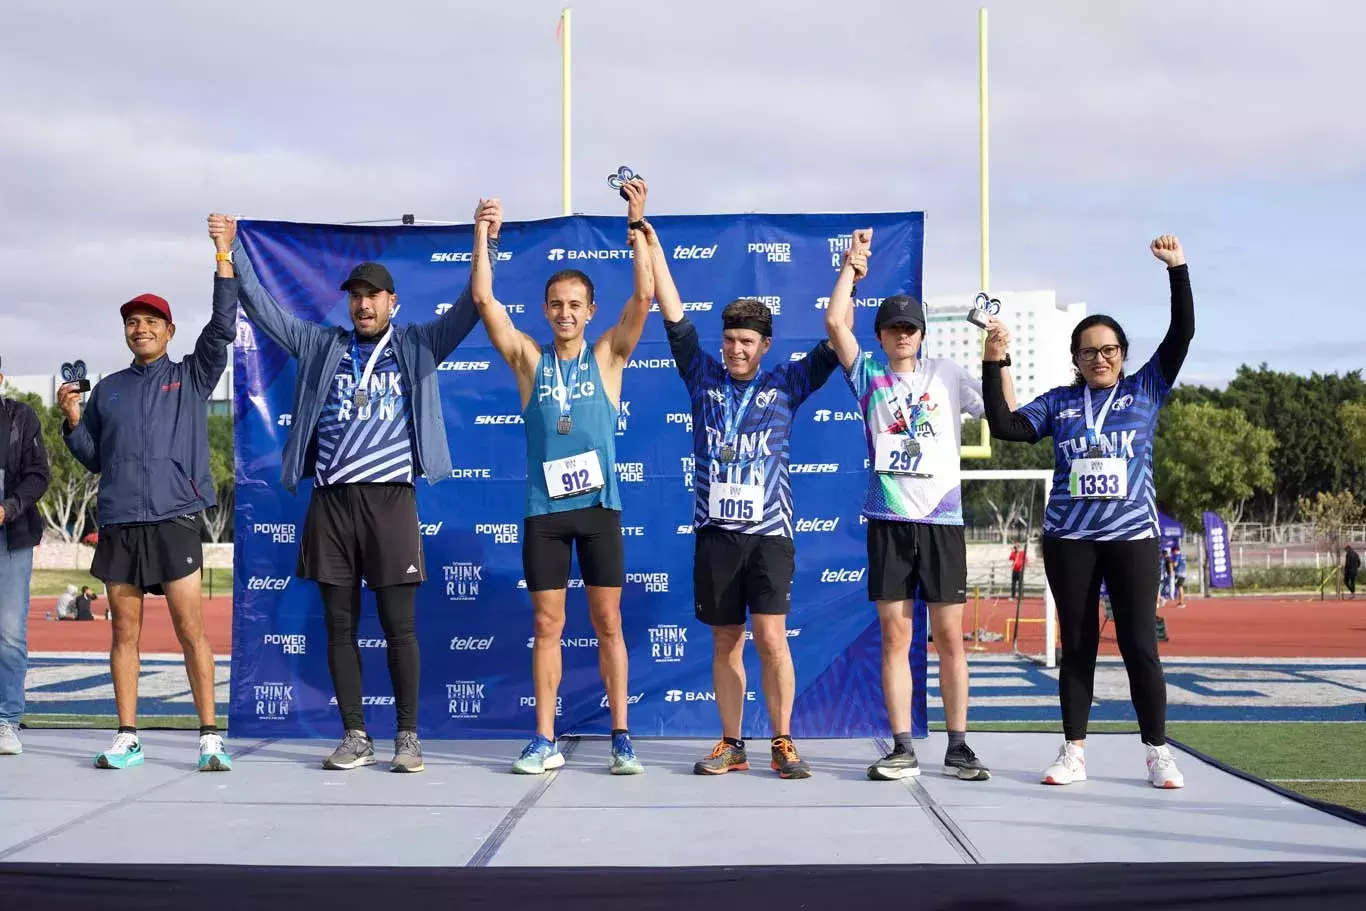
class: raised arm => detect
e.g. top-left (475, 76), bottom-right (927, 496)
top-left (1150, 235), bottom-right (1193, 385)
top-left (418, 199), bottom-right (504, 361)
top-left (824, 228), bottom-right (870, 370)
top-left (601, 179), bottom-right (656, 366)
top-left (59, 382), bottom-right (102, 473)
top-left (979, 318), bottom-right (1039, 442)
top-left (212, 214), bottom-right (327, 360)
top-left (640, 218), bottom-right (683, 323)
top-left (181, 221), bottom-right (239, 398)
top-left (470, 199), bottom-right (539, 373)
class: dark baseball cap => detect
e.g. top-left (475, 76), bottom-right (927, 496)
top-left (340, 262), bottom-right (395, 294)
top-left (121, 293), bottom-right (173, 323)
top-left (874, 294), bottom-right (925, 333)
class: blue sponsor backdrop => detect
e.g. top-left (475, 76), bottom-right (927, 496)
top-left (229, 211), bottom-right (932, 740)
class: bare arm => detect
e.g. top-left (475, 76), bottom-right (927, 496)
top-left (470, 202), bottom-right (539, 377)
top-left (640, 219), bottom-right (683, 323)
top-left (824, 229), bottom-right (871, 370)
top-left (601, 179), bottom-right (656, 366)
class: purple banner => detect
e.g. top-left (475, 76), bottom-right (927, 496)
top-left (1203, 511), bottom-right (1234, 589)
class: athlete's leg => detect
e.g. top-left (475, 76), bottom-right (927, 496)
top-left (711, 624), bottom-right (747, 740)
top-left (161, 571), bottom-right (217, 727)
top-left (319, 583), bottom-right (366, 732)
top-left (1099, 539), bottom-right (1166, 746)
top-left (585, 585), bottom-right (628, 730)
top-left (928, 603), bottom-right (967, 731)
top-left (876, 599), bottom-right (914, 733)
top-left (1040, 537), bottom-right (1103, 744)
top-left (530, 589), bottom-right (568, 740)
top-left (107, 583), bottom-right (146, 728)
top-left (750, 613), bottom-right (794, 736)
top-left (374, 584), bottom-right (420, 733)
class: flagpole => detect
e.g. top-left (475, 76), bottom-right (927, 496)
top-left (560, 8), bottom-right (572, 216)
top-left (964, 7), bottom-right (992, 459)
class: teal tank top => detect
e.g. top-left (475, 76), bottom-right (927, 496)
top-left (524, 342), bottom-right (622, 517)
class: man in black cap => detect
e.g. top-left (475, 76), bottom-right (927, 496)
top-left (824, 229), bottom-right (1015, 784)
top-left (212, 202), bottom-right (502, 773)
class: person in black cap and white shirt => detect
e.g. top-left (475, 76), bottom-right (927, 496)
top-left (0, 355), bottom-right (51, 757)
top-left (824, 229), bottom-right (1014, 783)
top-left (212, 202), bottom-right (502, 774)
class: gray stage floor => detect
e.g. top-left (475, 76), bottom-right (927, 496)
top-left (2, 730), bottom-right (1364, 867)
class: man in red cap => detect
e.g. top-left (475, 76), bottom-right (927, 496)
top-left (59, 228), bottom-right (238, 772)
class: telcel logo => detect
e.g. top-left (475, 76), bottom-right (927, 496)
top-left (820, 568), bottom-right (866, 583)
top-left (247, 576), bottom-right (290, 591)
top-left (796, 518), bottom-right (840, 533)
top-left (449, 636), bottom-right (495, 651)
top-left (672, 244), bottom-right (718, 260)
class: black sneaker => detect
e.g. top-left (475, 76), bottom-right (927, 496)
top-left (867, 744), bottom-right (920, 780)
top-left (943, 741), bottom-right (991, 781)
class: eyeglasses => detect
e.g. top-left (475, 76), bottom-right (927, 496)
top-left (1077, 345), bottom-right (1122, 362)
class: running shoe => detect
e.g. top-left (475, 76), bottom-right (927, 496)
top-left (94, 731), bottom-right (145, 769)
top-left (1146, 744), bottom-right (1185, 789)
top-left (512, 734), bottom-right (565, 774)
top-left (943, 741), bottom-right (990, 781)
top-left (198, 732), bottom-right (232, 771)
top-left (0, 720), bottom-right (21, 755)
top-left (323, 730), bottom-right (377, 770)
top-left (770, 737), bottom-right (812, 779)
top-left (867, 744), bottom-right (921, 780)
top-left (693, 740), bottom-right (749, 775)
top-left (1041, 742), bottom-right (1086, 785)
top-left (609, 732), bottom-right (644, 775)
top-left (391, 731), bottom-right (425, 773)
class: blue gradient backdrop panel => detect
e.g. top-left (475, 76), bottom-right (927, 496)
top-left (230, 212), bottom-right (932, 740)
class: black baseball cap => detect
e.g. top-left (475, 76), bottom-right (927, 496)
top-left (874, 295), bottom-right (925, 333)
top-left (340, 262), bottom-right (395, 294)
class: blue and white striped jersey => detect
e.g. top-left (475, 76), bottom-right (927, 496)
top-left (313, 334), bottom-right (416, 486)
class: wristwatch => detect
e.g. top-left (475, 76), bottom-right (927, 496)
top-left (629, 219), bottom-right (646, 230)
top-left (983, 355), bottom-right (1012, 367)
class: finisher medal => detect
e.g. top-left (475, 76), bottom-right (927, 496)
top-left (1085, 446), bottom-right (1103, 459)
top-left (719, 444), bottom-right (736, 463)
top-left (558, 416), bottom-right (573, 435)
top-left (354, 390), bottom-right (370, 409)
top-left (903, 439), bottom-right (921, 457)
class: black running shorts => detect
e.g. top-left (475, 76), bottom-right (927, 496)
top-left (298, 483), bottom-right (425, 588)
top-left (522, 506), bottom-right (624, 591)
top-left (693, 526), bottom-right (795, 627)
top-left (91, 515), bottom-right (204, 596)
top-left (865, 519), bottom-right (967, 604)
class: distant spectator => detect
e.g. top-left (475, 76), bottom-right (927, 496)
top-left (1009, 543), bottom-right (1027, 599)
top-left (1345, 544), bottom-right (1360, 599)
top-left (55, 585), bottom-right (80, 620)
top-left (1171, 544), bottom-right (1188, 607)
top-left (74, 586), bottom-right (98, 621)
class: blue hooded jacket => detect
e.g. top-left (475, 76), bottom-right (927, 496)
top-left (63, 276), bottom-right (237, 526)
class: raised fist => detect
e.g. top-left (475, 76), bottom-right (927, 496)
top-left (207, 213), bottom-right (236, 251)
top-left (844, 247), bottom-right (869, 281)
top-left (474, 198), bottom-right (503, 238)
top-left (984, 317), bottom-right (1011, 361)
top-left (622, 178), bottom-right (648, 224)
top-left (1150, 234), bottom-right (1185, 268)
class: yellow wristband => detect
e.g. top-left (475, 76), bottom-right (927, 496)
top-left (215, 251), bottom-right (232, 263)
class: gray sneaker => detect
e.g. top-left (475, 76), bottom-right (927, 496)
top-left (323, 729), bottom-right (376, 770)
top-left (391, 731), bottom-right (425, 773)
top-left (868, 745), bottom-right (921, 780)
top-left (0, 721), bottom-right (21, 755)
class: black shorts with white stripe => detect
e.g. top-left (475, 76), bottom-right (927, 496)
top-left (297, 483), bottom-right (426, 588)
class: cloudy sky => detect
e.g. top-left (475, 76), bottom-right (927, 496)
top-left (2, 0), bottom-right (1362, 386)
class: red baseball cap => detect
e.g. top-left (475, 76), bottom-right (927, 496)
top-left (120, 293), bottom-right (173, 323)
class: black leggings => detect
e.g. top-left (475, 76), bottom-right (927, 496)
top-left (319, 583), bottom-right (419, 733)
top-left (1041, 536), bottom-right (1167, 745)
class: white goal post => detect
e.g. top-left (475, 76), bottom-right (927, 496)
top-left (962, 469), bottom-right (1057, 668)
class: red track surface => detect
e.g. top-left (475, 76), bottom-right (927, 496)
top-left (24, 592), bottom-right (1366, 659)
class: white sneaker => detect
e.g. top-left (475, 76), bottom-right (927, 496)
top-left (1041, 742), bottom-right (1086, 785)
top-left (0, 721), bottom-right (22, 755)
top-left (1146, 744), bottom-right (1185, 789)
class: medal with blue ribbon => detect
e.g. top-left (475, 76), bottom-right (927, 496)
top-left (553, 342), bottom-right (591, 434)
top-left (718, 376), bottom-right (758, 463)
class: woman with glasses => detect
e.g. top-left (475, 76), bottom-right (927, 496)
top-left (978, 235), bottom-right (1194, 789)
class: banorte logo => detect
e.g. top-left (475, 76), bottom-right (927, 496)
top-left (812, 409), bottom-right (862, 423)
top-left (547, 247), bottom-right (634, 261)
top-left (666, 690), bottom-right (755, 703)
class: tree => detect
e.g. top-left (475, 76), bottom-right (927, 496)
top-left (204, 413), bottom-right (235, 543)
top-left (960, 419), bottom-right (1055, 542)
top-left (1154, 401), bottom-right (1276, 527)
top-left (1343, 399), bottom-right (1366, 467)
top-left (1298, 490), bottom-right (1366, 597)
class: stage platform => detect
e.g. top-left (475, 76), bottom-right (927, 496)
top-left (4, 730), bottom-right (1366, 909)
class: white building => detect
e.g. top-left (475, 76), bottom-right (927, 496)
top-left (2, 363), bottom-right (234, 418)
top-left (922, 290), bottom-right (1087, 405)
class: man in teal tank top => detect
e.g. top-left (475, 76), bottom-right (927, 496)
top-left (470, 180), bottom-right (655, 775)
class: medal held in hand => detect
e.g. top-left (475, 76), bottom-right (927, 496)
top-left (967, 292), bottom-right (1001, 330)
top-left (607, 165), bottom-right (643, 201)
top-left (60, 359), bottom-right (90, 393)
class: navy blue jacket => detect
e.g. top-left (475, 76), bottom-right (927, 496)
top-left (0, 396), bottom-right (50, 550)
top-left (232, 235), bottom-right (497, 494)
top-left (63, 276), bottom-right (237, 526)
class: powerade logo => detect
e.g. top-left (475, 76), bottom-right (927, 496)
top-left (475, 414), bottom-right (524, 425)
top-left (812, 409), bottom-right (862, 423)
top-left (263, 634), bottom-right (306, 655)
top-left (790, 463), bottom-right (839, 474)
top-left (648, 624), bottom-right (687, 663)
top-left (449, 636), bottom-right (495, 651)
top-left (520, 695), bottom-right (563, 717)
top-left (252, 523), bottom-right (296, 544)
top-left (602, 692), bottom-right (645, 709)
top-left (254, 683), bottom-right (292, 721)
top-left (820, 568), bottom-right (866, 583)
top-left (419, 522), bottom-right (444, 536)
top-left (430, 251), bottom-right (513, 263)
top-left (438, 360), bottom-right (491, 372)
top-left (526, 636), bottom-right (599, 649)
top-left (547, 247), bottom-right (634, 261)
top-left (671, 244), bottom-right (718, 260)
top-left (247, 576), bottom-right (290, 592)
top-left (475, 522), bottom-right (519, 544)
top-left (666, 412), bottom-right (693, 432)
top-left (446, 681), bottom-right (486, 718)
top-left (665, 690), bottom-right (755, 703)
top-left (747, 241), bottom-right (791, 263)
top-left (616, 462), bottom-right (645, 483)
top-left (750, 296), bottom-right (782, 315)
top-left (796, 517), bottom-right (840, 533)
top-left (444, 562), bottom-right (482, 601)
top-left (628, 572), bottom-right (670, 593)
